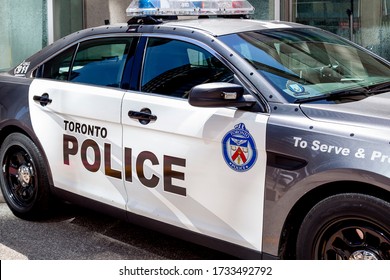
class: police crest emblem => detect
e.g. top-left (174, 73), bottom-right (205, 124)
top-left (222, 123), bottom-right (257, 172)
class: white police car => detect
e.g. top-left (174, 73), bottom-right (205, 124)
top-left (1, 0), bottom-right (390, 260)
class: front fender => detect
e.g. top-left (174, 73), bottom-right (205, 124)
top-left (262, 108), bottom-right (390, 257)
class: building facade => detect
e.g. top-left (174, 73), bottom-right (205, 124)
top-left (1, 0), bottom-right (390, 71)
top-left (280, 0), bottom-right (390, 62)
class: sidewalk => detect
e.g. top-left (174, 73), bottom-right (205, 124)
top-left (0, 202), bottom-right (231, 260)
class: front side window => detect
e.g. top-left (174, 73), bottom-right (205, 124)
top-left (220, 28), bottom-right (390, 103)
top-left (141, 37), bottom-right (234, 98)
top-left (41, 38), bottom-right (133, 88)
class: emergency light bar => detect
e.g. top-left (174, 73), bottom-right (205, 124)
top-left (126, 0), bottom-right (255, 16)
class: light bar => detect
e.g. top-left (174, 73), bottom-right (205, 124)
top-left (126, 0), bottom-right (255, 16)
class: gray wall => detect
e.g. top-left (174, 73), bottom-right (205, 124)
top-left (84, 0), bottom-right (128, 27)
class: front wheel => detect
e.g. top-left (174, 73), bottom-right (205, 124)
top-left (0, 133), bottom-right (51, 220)
top-left (296, 193), bottom-right (390, 260)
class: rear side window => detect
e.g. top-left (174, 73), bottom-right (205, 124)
top-left (40, 38), bottom-right (133, 88)
top-left (70, 38), bottom-right (132, 87)
top-left (141, 37), bottom-right (234, 98)
top-left (41, 46), bottom-right (76, 80)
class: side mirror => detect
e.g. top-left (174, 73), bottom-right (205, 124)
top-left (188, 82), bottom-right (256, 108)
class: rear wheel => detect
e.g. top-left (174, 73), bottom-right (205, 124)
top-left (0, 133), bottom-right (51, 220)
top-left (296, 193), bottom-right (390, 260)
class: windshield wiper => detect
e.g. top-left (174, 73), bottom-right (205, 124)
top-left (295, 88), bottom-right (372, 103)
top-left (365, 81), bottom-right (390, 93)
top-left (296, 80), bottom-right (390, 103)
top-left (246, 60), bottom-right (309, 84)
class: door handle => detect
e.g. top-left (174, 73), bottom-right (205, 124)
top-left (33, 93), bottom-right (52, 107)
top-left (128, 108), bottom-right (157, 125)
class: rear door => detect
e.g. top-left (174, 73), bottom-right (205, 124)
top-left (29, 37), bottom-right (135, 209)
top-left (122, 36), bottom-right (269, 251)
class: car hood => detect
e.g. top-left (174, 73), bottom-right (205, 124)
top-left (299, 91), bottom-right (390, 129)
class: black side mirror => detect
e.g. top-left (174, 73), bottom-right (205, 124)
top-left (188, 82), bottom-right (256, 108)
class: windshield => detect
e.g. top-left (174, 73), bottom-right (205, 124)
top-left (219, 28), bottom-right (390, 103)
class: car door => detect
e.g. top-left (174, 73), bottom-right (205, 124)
top-left (29, 37), bottom-right (135, 209)
top-left (122, 36), bottom-right (269, 251)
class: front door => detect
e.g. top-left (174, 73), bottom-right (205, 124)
top-left (122, 36), bottom-right (268, 251)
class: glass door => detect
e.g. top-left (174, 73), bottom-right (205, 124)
top-left (281, 0), bottom-right (390, 61)
top-left (0, 0), bottom-right (48, 71)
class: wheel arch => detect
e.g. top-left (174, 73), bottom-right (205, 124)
top-left (0, 122), bottom-right (54, 188)
top-left (278, 180), bottom-right (390, 259)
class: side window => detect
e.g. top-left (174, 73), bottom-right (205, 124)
top-left (141, 38), bottom-right (234, 98)
top-left (70, 38), bottom-right (133, 87)
top-left (40, 38), bottom-right (133, 88)
top-left (41, 46), bottom-right (77, 80)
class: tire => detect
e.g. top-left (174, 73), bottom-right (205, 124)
top-left (0, 133), bottom-right (51, 220)
top-left (296, 193), bottom-right (390, 260)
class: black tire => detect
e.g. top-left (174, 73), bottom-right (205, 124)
top-left (0, 133), bottom-right (51, 220)
top-left (296, 193), bottom-right (390, 260)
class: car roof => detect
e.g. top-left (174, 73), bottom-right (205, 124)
top-left (16, 17), bottom-right (311, 76)
top-left (161, 18), bottom-right (308, 36)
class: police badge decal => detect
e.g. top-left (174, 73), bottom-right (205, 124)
top-left (222, 123), bottom-right (257, 172)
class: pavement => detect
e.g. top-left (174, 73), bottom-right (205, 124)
top-left (0, 200), bottom-right (235, 260)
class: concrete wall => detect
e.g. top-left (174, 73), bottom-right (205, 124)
top-left (84, 0), bottom-right (128, 28)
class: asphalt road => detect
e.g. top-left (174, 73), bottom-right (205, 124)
top-left (0, 202), bottom-right (236, 260)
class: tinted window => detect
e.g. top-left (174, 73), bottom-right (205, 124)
top-left (41, 46), bottom-right (76, 80)
top-left (141, 37), bottom-right (234, 98)
top-left (41, 38), bottom-right (133, 88)
top-left (70, 38), bottom-right (133, 87)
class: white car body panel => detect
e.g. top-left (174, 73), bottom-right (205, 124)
top-left (28, 79), bottom-right (128, 209)
top-left (122, 92), bottom-right (268, 250)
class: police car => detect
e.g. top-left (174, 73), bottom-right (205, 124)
top-left (0, 0), bottom-right (390, 260)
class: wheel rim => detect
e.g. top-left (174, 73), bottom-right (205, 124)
top-left (2, 145), bottom-right (37, 210)
top-left (315, 219), bottom-right (390, 260)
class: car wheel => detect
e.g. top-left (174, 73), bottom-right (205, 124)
top-left (0, 133), bottom-right (51, 219)
top-left (296, 193), bottom-right (390, 260)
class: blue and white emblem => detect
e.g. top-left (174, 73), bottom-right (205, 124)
top-left (222, 123), bottom-right (257, 172)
